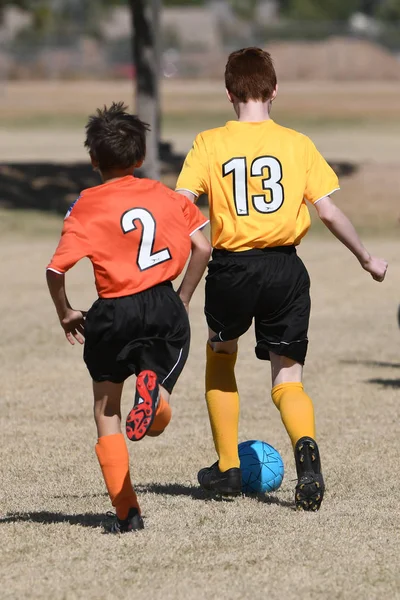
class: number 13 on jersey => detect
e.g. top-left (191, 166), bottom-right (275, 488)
top-left (222, 155), bottom-right (284, 216)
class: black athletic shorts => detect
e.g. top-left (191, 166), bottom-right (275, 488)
top-left (83, 281), bottom-right (190, 393)
top-left (205, 246), bottom-right (310, 364)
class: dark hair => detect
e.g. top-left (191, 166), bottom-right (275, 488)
top-left (84, 102), bottom-right (150, 171)
top-left (225, 47), bottom-right (277, 103)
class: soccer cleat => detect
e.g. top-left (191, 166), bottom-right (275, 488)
top-left (106, 507), bottom-right (144, 534)
top-left (294, 436), bottom-right (325, 511)
top-left (198, 461), bottom-right (242, 497)
top-left (126, 370), bottom-right (160, 441)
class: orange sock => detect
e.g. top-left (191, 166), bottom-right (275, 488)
top-left (271, 382), bottom-right (315, 448)
top-left (148, 396), bottom-right (172, 436)
top-left (95, 433), bottom-right (140, 519)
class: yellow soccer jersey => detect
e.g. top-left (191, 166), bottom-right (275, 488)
top-left (176, 120), bottom-right (339, 251)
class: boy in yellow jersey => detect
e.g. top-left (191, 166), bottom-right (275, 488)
top-left (175, 47), bottom-right (388, 511)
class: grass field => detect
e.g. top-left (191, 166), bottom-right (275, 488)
top-left (0, 208), bottom-right (399, 600)
top-left (1, 80), bottom-right (400, 233)
top-left (0, 78), bottom-right (399, 599)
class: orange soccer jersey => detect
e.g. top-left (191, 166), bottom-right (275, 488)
top-left (47, 175), bottom-right (208, 297)
top-left (176, 120), bottom-right (340, 251)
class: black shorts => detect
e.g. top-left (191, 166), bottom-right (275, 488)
top-left (83, 282), bottom-right (190, 393)
top-left (205, 247), bottom-right (310, 364)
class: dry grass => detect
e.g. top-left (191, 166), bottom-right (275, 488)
top-left (1, 80), bottom-right (400, 161)
top-left (0, 211), bottom-right (399, 600)
top-left (0, 78), bottom-right (399, 598)
top-left (1, 80), bottom-right (400, 234)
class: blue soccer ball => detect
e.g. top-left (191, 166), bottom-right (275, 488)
top-left (238, 440), bottom-right (284, 494)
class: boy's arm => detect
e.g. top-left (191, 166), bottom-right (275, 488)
top-left (177, 229), bottom-right (211, 311)
top-left (46, 270), bottom-right (86, 345)
top-left (175, 134), bottom-right (209, 201)
top-left (46, 211), bottom-right (91, 343)
top-left (315, 196), bottom-right (387, 282)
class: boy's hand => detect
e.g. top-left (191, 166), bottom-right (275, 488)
top-left (360, 255), bottom-right (388, 282)
top-left (60, 309), bottom-right (86, 345)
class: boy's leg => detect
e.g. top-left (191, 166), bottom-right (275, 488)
top-left (125, 284), bottom-right (190, 442)
top-left (270, 353), bottom-right (315, 446)
top-left (93, 381), bottom-right (143, 528)
top-left (146, 386), bottom-right (172, 437)
top-left (126, 378), bottom-right (172, 440)
top-left (199, 250), bottom-right (256, 495)
top-left (125, 370), bottom-right (161, 441)
top-left (205, 332), bottom-right (240, 471)
top-left (269, 353), bottom-right (324, 511)
top-left (197, 330), bottom-right (242, 496)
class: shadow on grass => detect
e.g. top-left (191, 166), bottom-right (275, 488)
top-left (0, 145), bottom-right (187, 215)
top-left (51, 492), bottom-right (108, 500)
top-left (136, 482), bottom-right (293, 508)
top-left (340, 359), bottom-right (400, 369)
top-left (136, 482), bottom-right (208, 500)
top-left (367, 378), bottom-right (400, 389)
top-left (0, 511), bottom-right (105, 528)
top-left (251, 493), bottom-right (294, 509)
top-left (0, 158), bottom-right (355, 215)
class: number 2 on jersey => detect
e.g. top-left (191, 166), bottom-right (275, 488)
top-left (121, 208), bottom-right (171, 271)
top-left (222, 156), bottom-right (284, 216)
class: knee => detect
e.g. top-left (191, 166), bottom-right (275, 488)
top-left (271, 382), bottom-right (304, 410)
top-left (93, 403), bottom-right (102, 425)
top-left (93, 402), bottom-right (121, 425)
top-left (207, 337), bottom-right (238, 355)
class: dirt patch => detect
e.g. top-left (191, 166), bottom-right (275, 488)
top-left (267, 37), bottom-right (400, 80)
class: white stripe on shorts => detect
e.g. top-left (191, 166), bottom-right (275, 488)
top-left (161, 347), bottom-right (183, 385)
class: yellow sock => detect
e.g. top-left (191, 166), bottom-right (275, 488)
top-left (271, 382), bottom-right (315, 448)
top-left (205, 344), bottom-right (240, 471)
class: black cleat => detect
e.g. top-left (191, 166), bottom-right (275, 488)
top-left (105, 507), bottom-right (144, 534)
top-left (294, 436), bottom-right (325, 511)
top-left (198, 462), bottom-right (242, 497)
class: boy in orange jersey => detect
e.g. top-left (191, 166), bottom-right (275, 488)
top-left (47, 102), bottom-right (210, 532)
top-left (175, 48), bottom-right (387, 510)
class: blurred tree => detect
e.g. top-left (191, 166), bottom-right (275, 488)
top-left (3, 0), bottom-right (161, 177)
top-left (0, 0), bottom-right (28, 24)
top-left (131, 0), bottom-right (161, 179)
top-left (163, 0), bottom-right (203, 4)
top-left (1, 0), bottom-right (125, 37)
top-left (378, 0), bottom-right (400, 20)
top-left (229, 0), bottom-right (258, 20)
top-left (282, 0), bottom-right (360, 20)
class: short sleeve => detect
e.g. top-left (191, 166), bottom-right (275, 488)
top-left (166, 187), bottom-right (209, 235)
top-left (47, 215), bottom-right (91, 274)
top-left (304, 137), bottom-right (340, 204)
top-left (182, 196), bottom-right (209, 236)
top-left (175, 133), bottom-right (210, 198)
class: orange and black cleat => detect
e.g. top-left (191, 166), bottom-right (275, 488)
top-left (126, 370), bottom-right (160, 441)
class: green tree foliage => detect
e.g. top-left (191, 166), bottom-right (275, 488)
top-left (378, 0), bottom-right (400, 20)
top-left (282, 0), bottom-right (361, 21)
top-left (2, 0), bottom-right (126, 36)
top-left (163, 0), bottom-right (203, 4)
